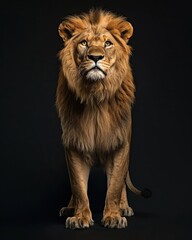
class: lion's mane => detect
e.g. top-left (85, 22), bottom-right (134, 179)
top-left (56, 9), bottom-right (135, 154)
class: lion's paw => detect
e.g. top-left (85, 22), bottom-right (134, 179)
top-left (65, 216), bottom-right (94, 229)
top-left (102, 215), bottom-right (127, 229)
top-left (120, 206), bottom-right (134, 217)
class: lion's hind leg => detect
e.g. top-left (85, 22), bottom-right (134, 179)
top-left (120, 184), bottom-right (134, 217)
top-left (59, 196), bottom-right (75, 217)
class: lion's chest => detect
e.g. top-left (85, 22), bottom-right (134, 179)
top-left (62, 104), bottom-right (126, 153)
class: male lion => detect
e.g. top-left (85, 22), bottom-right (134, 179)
top-left (56, 9), bottom-right (151, 229)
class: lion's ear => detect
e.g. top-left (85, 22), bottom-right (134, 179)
top-left (119, 21), bottom-right (133, 43)
top-left (58, 21), bottom-right (74, 42)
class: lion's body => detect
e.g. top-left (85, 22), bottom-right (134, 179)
top-left (56, 9), bottom-right (141, 229)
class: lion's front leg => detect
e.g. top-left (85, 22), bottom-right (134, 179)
top-left (102, 144), bottom-right (129, 228)
top-left (62, 150), bottom-right (94, 229)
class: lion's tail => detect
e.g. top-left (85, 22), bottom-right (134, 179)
top-left (125, 171), bottom-right (152, 198)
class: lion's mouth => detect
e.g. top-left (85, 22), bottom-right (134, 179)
top-left (85, 66), bottom-right (106, 81)
top-left (92, 66), bottom-right (106, 75)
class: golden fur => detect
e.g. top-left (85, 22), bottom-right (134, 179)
top-left (56, 9), bottom-right (143, 229)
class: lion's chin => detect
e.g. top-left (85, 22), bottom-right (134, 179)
top-left (85, 69), bottom-right (106, 82)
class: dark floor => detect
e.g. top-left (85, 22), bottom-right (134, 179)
top-left (1, 212), bottom-right (191, 240)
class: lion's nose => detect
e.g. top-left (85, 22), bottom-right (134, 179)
top-left (88, 55), bottom-right (104, 63)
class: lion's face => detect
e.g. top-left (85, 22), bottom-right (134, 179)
top-left (58, 10), bottom-right (133, 102)
top-left (75, 30), bottom-right (116, 82)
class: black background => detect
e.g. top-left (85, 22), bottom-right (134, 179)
top-left (1, 0), bottom-right (192, 239)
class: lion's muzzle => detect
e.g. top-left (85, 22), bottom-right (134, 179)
top-left (86, 65), bottom-right (106, 81)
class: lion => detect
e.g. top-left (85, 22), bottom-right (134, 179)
top-left (56, 9), bottom-right (151, 229)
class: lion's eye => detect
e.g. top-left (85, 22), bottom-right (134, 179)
top-left (80, 40), bottom-right (88, 46)
top-left (105, 40), bottom-right (112, 47)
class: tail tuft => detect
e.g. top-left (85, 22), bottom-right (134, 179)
top-left (141, 188), bottom-right (152, 198)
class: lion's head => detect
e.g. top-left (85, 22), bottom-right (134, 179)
top-left (58, 9), bottom-right (134, 104)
